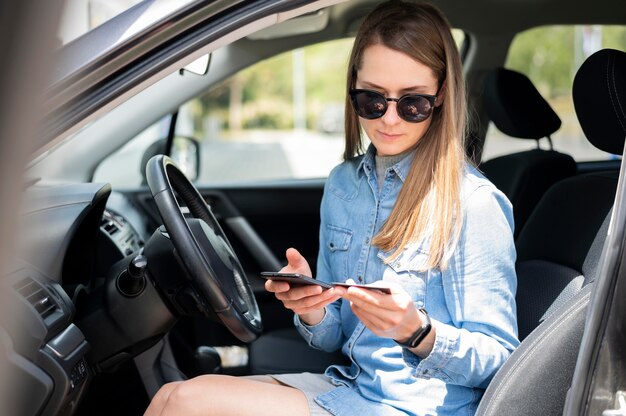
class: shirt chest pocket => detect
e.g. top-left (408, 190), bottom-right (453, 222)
top-left (377, 248), bottom-right (430, 308)
top-left (326, 225), bottom-right (352, 281)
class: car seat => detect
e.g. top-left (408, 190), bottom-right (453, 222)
top-left (477, 48), bottom-right (626, 416)
top-left (481, 68), bottom-right (577, 238)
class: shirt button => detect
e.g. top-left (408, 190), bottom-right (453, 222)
top-left (358, 275), bottom-right (363, 282)
top-left (416, 301), bottom-right (424, 307)
top-left (365, 237), bottom-right (370, 244)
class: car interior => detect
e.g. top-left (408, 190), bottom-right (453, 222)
top-left (3, 0), bottom-right (626, 415)
top-left (479, 47), bottom-right (625, 415)
top-left (480, 67), bottom-right (578, 238)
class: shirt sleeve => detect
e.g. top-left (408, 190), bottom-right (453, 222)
top-left (293, 168), bottom-right (346, 352)
top-left (402, 185), bottom-right (520, 389)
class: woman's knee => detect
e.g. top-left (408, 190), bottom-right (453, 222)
top-left (161, 375), bottom-right (230, 414)
top-left (145, 381), bottom-right (182, 415)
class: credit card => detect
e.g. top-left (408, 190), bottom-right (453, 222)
top-left (331, 282), bottom-right (391, 294)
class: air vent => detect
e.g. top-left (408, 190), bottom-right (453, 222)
top-left (123, 234), bottom-right (135, 246)
top-left (101, 209), bottom-right (144, 255)
top-left (101, 209), bottom-right (127, 236)
top-left (101, 219), bottom-right (119, 235)
top-left (14, 277), bottom-right (59, 320)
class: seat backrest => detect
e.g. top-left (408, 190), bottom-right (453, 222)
top-left (481, 68), bottom-right (577, 237)
top-left (515, 172), bottom-right (616, 340)
top-left (477, 48), bottom-right (626, 416)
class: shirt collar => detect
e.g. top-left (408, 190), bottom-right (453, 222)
top-left (356, 144), bottom-right (376, 178)
top-left (357, 143), bottom-right (415, 183)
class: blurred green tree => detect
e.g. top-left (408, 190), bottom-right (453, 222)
top-left (506, 25), bottom-right (626, 99)
top-left (191, 38), bottom-right (353, 135)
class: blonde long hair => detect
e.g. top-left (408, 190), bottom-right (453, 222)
top-left (344, 1), bottom-right (467, 270)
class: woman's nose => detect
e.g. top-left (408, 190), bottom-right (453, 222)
top-left (381, 101), bottom-right (401, 125)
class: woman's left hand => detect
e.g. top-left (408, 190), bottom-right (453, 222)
top-left (341, 280), bottom-right (434, 357)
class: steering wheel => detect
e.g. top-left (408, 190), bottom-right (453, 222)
top-left (146, 155), bottom-right (262, 342)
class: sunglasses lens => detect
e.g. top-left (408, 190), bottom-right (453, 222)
top-left (352, 91), bottom-right (387, 119)
top-left (398, 96), bottom-right (433, 122)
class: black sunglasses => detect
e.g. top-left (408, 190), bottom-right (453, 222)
top-left (349, 89), bottom-right (438, 123)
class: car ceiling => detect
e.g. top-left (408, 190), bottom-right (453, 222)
top-left (334, 0), bottom-right (626, 35)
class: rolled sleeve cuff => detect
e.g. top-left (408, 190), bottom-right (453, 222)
top-left (403, 320), bottom-right (457, 381)
top-left (293, 308), bottom-right (340, 347)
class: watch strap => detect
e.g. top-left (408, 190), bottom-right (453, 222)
top-left (395, 308), bottom-right (432, 349)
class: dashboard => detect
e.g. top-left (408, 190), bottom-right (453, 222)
top-left (3, 182), bottom-right (152, 415)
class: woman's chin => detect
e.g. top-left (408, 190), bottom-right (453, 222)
top-left (373, 142), bottom-right (409, 157)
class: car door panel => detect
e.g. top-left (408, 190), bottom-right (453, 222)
top-left (121, 180), bottom-right (325, 334)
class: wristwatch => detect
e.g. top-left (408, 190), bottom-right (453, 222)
top-left (395, 308), bottom-right (432, 349)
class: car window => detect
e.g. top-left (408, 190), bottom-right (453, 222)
top-left (95, 31), bottom-right (466, 188)
top-left (482, 25), bottom-right (626, 162)
top-left (93, 115), bottom-right (172, 188)
top-left (184, 38), bottom-right (355, 185)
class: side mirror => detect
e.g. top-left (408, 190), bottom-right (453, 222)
top-left (140, 136), bottom-right (201, 184)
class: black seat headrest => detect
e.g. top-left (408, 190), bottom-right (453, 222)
top-left (573, 49), bottom-right (626, 156)
top-left (484, 68), bottom-right (561, 140)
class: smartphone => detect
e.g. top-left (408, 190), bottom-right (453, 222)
top-left (260, 272), bottom-right (333, 289)
top-left (331, 282), bottom-right (392, 294)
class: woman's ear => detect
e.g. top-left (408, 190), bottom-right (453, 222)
top-left (435, 80), bottom-right (446, 107)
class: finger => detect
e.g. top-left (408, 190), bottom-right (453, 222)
top-left (346, 291), bottom-right (413, 326)
top-left (274, 284), bottom-right (324, 301)
top-left (351, 302), bottom-right (410, 339)
top-left (285, 248), bottom-right (307, 270)
top-left (350, 303), bottom-right (387, 336)
top-left (264, 279), bottom-right (290, 293)
top-left (332, 285), bottom-right (347, 297)
top-left (291, 293), bottom-right (344, 315)
top-left (343, 287), bottom-right (410, 312)
top-left (342, 287), bottom-right (388, 308)
top-left (278, 248), bottom-right (312, 276)
top-left (281, 286), bottom-right (338, 309)
top-left (351, 302), bottom-right (392, 329)
top-left (351, 301), bottom-right (409, 332)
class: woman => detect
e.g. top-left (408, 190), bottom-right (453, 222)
top-left (145, 2), bottom-right (518, 415)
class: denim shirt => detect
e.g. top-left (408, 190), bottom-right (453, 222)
top-left (294, 146), bottom-right (519, 416)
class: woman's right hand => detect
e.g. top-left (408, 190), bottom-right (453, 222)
top-left (265, 248), bottom-right (345, 326)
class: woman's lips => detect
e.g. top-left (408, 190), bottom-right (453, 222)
top-left (377, 131), bottom-right (403, 141)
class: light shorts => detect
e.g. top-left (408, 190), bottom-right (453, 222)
top-left (271, 372), bottom-right (335, 416)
